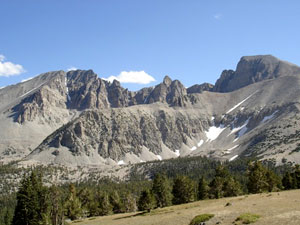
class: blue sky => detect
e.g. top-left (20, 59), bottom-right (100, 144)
top-left (1, 0), bottom-right (300, 90)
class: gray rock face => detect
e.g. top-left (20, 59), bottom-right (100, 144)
top-left (146, 76), bottom-right (188, 106)
top-left (11, 71), bottom-right (68, 124)
top-left (67, 70), bottom-right (135, 109)
top-left (187, 83), bottom-right (214, 94)
top-left (214, 55), bottom-right (300, 92)
top-left (34, 107), bottom-right (207, 161)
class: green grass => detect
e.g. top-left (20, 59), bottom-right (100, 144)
top-left (189, 213), bottom-right (214, 225)
top-left (235, 213), bottom-right (260, 224)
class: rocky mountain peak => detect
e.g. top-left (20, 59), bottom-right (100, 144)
top-left (163, 75), bottom-right (172, 86)
top-left (213, 55), bottom-right (300, 92)
top-left (111, 79), bottom-right (121, 87)
top-left (187, 83), bottom-right (214, 94)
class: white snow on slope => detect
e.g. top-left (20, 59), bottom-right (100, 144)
top-left (238, 125), bottom-right (248, 137)
top-left (65, 76), bottom-right (71, 101)
top-left (190, 146), bottom-right (197, 151)
top-left (226, 91), bottom-right (257, 114)
top-left (0, 86), bottom-right (5, 89)
top-left (117, 160), bottom-right (125, 165)
top-left (175, 150), bottom-right (180, 156)
top-left (261, 110), bottom-right (278, 123)
top-left (205, 125), bottom-right (226, 142)
top-left (229, 119), bottom-right (250, 137)
top-left (19, 82), bottom-right (46, 98)
top-left (197, 140), bottom-right (204, 147)
top-left (229, 155), bottom-right (238, 161)
top-left (227, 145), bottom-right (239, 151)
top-left (21, 77), bottom-right (34, 82)
top-left (156, 155), bottom-right (162, 161)
top-left (143, 95), bottom-right (149, 104)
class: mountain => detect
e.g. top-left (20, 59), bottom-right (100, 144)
top-left (1, 55), bottom-right (300, 167)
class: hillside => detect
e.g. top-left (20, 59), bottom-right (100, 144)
top-left (71, 189), bottom-right (300, 225)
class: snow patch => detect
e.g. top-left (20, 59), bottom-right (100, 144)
top-left (197, 140), bottom-right (204, 147)
top-left (261, 110), bottom-right (278, 123)
top-left (228, 119), bottom-right (250, 137)
top-left (143, 95), bottom-right (149, 104)
top-left (233, 138), bottom-right (239, 143)
top-left (229, 155), bottom-right (238, 161)
top-left (0, 86), bottom-right (5, 89)
top-left (227, 145), bottom-right (239, 151)
top-left (175, 150), bottom-right (180, 156)
top-left (238, 125), bottom-right (248, 137)
top-left (211, 116), bottom-right (215, 121)
top-left (65, 76), bottom-right (71, 102)
top-left (19, 82), bottom-right (46, 98)
top-left (156, 155), bottom-right (162, 161)
top-left (21, 77), bottom-right (34, 82)
top-left (190, 146), bottom-right (197, 151)
top-left (117, 160), bottom-right (125, 165)
top-left (205, 125), bottom-right (226, 142)
top-left (226, 91), bottom-right (257, 114)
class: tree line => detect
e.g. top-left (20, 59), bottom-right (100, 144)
top-left (2, 161), bottom-right (300, 225)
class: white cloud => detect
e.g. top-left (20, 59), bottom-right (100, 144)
top-left (213, 13), bottom-right (222, 20)
top-left (0, 55), bottom-right (26, 77)
top-left (103, 71), bottom-right (155, 84)
top-left (67, 67), bottom-right (78, 72)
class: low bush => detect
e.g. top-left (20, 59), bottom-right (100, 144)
top-left (235, 213), bottom-right (260, 224)
top-left (189, 213), bottom-right (214, 225)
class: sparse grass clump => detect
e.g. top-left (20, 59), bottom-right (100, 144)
top-left (189, 213), bottom-right (214, 225)
top-left (235, 213), bottom-right (260, 224)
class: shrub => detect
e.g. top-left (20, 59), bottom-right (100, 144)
top-left (189, 213), bottom-right (214, 225)
top-left (235, 213), bottom-right (260, 224)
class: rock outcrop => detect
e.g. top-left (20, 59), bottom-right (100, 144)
top-left (187, 83), bottom-right (214, 94)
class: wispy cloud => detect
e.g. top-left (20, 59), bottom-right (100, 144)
top-left (213, 13), bottom-right (222, 20)
top-left (103, 71), bottom-right (155, 84)
top-left (67, 67), bottom-right (78, 72)
top-left (0, 54), bottom-right (25, 77)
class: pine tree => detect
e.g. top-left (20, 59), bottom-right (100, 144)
top-left (122, 192), bottom-right (137, 213)
top-left (282, 172), bottom-right (293, 190)
top-left (247, 161), bottom-right (269, 193)
top-left (78, 187), bottom-right (93, 217)
top-left (138, 189), bottom-right (156, 212)
top-left (223, 177), bottom-right (241, 197)
top-left (98, 192), bottom-right (112, 216)
top-left (64, 184), bottom-right (82, 220)
top-left (266, 170), bottom-right (281, 192)
top-left (12, 170), bottom-right (50, 225)
top-left (49, 185), bottom-right (64, 225)
top-left (209, 165), bottom-right (241, 198)
top-left (293, 165), bottom-right (300, 188)
top-left (172, 176), bottom-right (195, 204)
top-left (209, 176), bottom-right (224, 199)
top-left (152, 173), bottom-right (172, 208)
top-left (109, 191), bottom-right (125, 214)
top-left (198, 177), bottom-right (209, 200)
